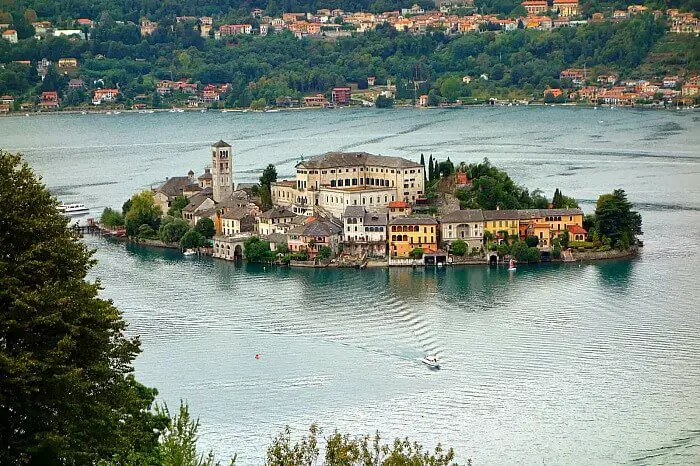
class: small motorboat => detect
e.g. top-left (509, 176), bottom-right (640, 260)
top-left (183, 249), bottom-right (196, 256)
top-left (57, 203), bottom-right (89, 215)
top-left (422, 355), bottom-right (440, 369)
top-left (508, 258), bottom-right (517, 271)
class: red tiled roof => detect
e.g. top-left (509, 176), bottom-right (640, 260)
top-left (388, 201), bottom-right (410, 208)
top-left (567, 224), bottom-right (587, 235)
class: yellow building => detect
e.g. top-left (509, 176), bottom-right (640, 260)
top-left (389, 216), bottom-right (438, 257)
top-left (482, 208), bottom-right (584, 246)
top-left (552, 0), bottom-right (580, 17)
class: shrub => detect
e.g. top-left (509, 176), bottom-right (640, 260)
top-left (409, 247), bottom-right (424, 259)
top-left (137, 223), bottom-right (155, 239)
top-left (194, 217), bottom-right (215, 239)
top-left (525, 235), bottom-right (539, 247)
top-left (598, 245), bottom-right (612, 252)
top-left (317, 246), bottom-right (332, 260)
top-left (569, 241), bottom-right (596, 249)
top-left (180, 230), bottom-right (207, 249)
top-left (451, 240), bottom-right (467, 256)
top-left (158, 217), bottom-right (190, 243)
top-left (291, 251), bottom-right (309, 261)
top-left (101, 207), bottom-right (124, 228)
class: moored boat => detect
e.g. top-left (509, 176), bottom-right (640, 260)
top-left (422, 355), bottom-right (440, 369)
top-left (57, 203), bottom-right (89, 215)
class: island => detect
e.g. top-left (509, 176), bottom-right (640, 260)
top-left (98, 140), bottom-right (643, 268)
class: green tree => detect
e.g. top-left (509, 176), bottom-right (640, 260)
top-left (180, 230), bottom-right (207, 249)
top-left (194, 217), bottom-right (215, 239)
top-left (317, 246), bottom-right (332, 260)
top-left (125, 190), bottom-right (161, 236)
top-left (594, 189), bottom-right (642, 248)
top-left (525, 235), bottom-right (539, 247)
top-left (244, 236), bottom-right (274, 263)
top-left (427, 89), bottom-right (441, 107)
top-left (251, 98), bottom-right (266, 110)
top-left (101, 206), bottom-right (124, 227)
top-left (168, 195), bottom-right (189, 217)
top-left (259, 164), bottom-right (277, 211)
top-left (427, 154), bottom-right (434, 182)
top-left (440, 77), bottom-right (462, 102)
top-left (420, 153), bottom-right (427, 184)
top-left (409, 247), bottom-right (424, 259)
top-left (375, 95), bottom-right (394, 108)
top-left (138, 223), bottom-right (156, 238)
top-left (159, 216), bottom-right (190, 243)
top-left (157, 402), bottom-right (235, 466)
top-left (451, 240), bottom-right (467, 256)
top-left (0, 151), bottom-right (168, 464)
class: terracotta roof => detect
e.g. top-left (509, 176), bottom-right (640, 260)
top-left (567, 224), bottom-right (587, 235)
top-left (439, 209), bottom-right (484, 223)
top-left (388, 201), bottom-right (411, 208)
top-left (198, 168), bottom-right (212, 180)
top-left (298, 152), bottom-right (422, 170)
top-left (390, 215), bottom-right (437, 225)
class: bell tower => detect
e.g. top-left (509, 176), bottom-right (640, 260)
top-left (211, 140), bottom-right (233, 202)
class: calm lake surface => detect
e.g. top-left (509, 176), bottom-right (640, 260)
top-left (2, 107), bottom-right (699, 464)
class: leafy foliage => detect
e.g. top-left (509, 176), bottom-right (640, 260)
top-left (180, 230), bottom-right (208, 249)
top-left (168, 195), bottom-right (190, 217)
top-left (244, 236), bottom-right (275, 262)
top-left (409, 247), bottom-right (424, 259)
top-left (159, 216), bottom-right (191, 243)
top-left (451, 239), bottom-right (467, 256)
top-left (259, 164), bottom-right (278, 210)
top-left (592, 189), bottom-right (642, 249)
top-left (195, 217), bottom-right (216, 239)
top-left (125, 190), bottom-right (162, 236)
top-left (101, 206), bottom-right (124, 227)
top-left (317, 245), bottom-right (332, 260)
top-left (0, 150), bottom-right (169, 464)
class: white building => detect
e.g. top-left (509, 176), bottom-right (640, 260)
top-left (342, 206), bottom-right (388, 257)
top-left (439, 209), bottom-right (485, 251)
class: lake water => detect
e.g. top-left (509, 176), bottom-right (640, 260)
top-left (1, 107), bottom-right (699, 464)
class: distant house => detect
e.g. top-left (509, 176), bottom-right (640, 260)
top-left (258, 206), bottom-right (297, 236)
top-left (68, 78), bottom-right (85, 89)
top-left (552, 0), bottom-right (579, 17)
top-left (332, 87), bottom-right (351, 105)
top-left (140, 18), bottom-right (158, 36)
top-left (367, 76), bottom-right (376, 86)
top-left (154, 174), bottom-right (202, 215)
top-left (75, 18), bottom-right (94, 28)
top-left (388, 216), bottom-right (438, 258)
top-left (559, 68), bottom-right (585, 85)
top-left (544, 88), bottom-right (563, 98)
top-left (287, 217), bottom-right (343, 259)
top-left (303, 94), bottom-right (328, 107)
top-left (567, 224), bottom-right (587, 242)
top-left (58, 58), bottom-right (78, 68)
top-left (1, 29), bottom-right (18, 43)
top-left (418, 94), bottom-right (429, 107)
top-left (662, 76), bottom-right (679, 88)
top-left (92, 88), bottom-right (119, 105)
top-left (53, 29), bottom-right (85, 39)
top-left (342, 206), bottom-right (388, 257)
top-left (220, 207), bottom-right (255, 236)
top-left (0, 95), bottom-right (15, 105)
top-left (388, 201), bottom-right (412, 220)
top-left (39, 91), bottom-right (60, 109)
top-left (521, 1), bottom-right (548, 15)
top-left (439, 209), bottom-right (484, 251)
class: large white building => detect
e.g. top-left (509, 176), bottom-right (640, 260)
top-left (271, 151), bottom-right (424, 218)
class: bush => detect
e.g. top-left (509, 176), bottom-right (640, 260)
top-left (291, 251), bottom-right (309, 261)
top-left (137, 223), bottom-right (155, 239)
top-left (244, 236), bottom-right (274, 263)
top-left (409, 247), bottom-right (424, 259)
top-left (525, 235), bottom-right (539, 248)
top-left (569, 241), bottom-right (596, 249)
top-left (158, 217), bottom-right (190, 243)
top-left (451, 240), bottom-right (467, 256)
top-left (194, 217), bottom-right (215, 239)
top-left (180, 230), bottom-right (207, 249)
top-left (317, 246), bottom-right (332, 260)
top-left (598, 245), bottom-right (612, 252)
top-left (101, 207), bottom-right (124, 228)
top-left (167, 196), bottom-right (189, 217)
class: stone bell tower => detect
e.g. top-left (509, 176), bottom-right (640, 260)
top-left (211, 140), bottom-right (233, 202)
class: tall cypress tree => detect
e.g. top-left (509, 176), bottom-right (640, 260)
top-left (0, 151), bottom-right (168, 464)
top-left (420, 153), bottom-right (427, 184)
top-left (428, 154), bottom-right (434, 182)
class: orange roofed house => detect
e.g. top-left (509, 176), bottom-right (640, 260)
top-left (39, 91), bottom-right (60, 110)
top-left (92, 88), bottom-right (119, 105)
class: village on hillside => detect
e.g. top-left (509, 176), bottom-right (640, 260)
top-left (106, 140), bottom-right (640, 268)
top-left (1, 3), bottom-right (698, 114)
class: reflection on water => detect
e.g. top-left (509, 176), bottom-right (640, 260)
top-left (3, 108), bottom-right (699, 464)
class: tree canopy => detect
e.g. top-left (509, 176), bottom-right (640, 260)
top-left (593, 189), bottom-right (642, 249)
top-left (0, 150), bottom-right (168, 464)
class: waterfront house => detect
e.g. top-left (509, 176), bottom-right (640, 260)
top-left (68, 78), bottom-right (85, 89)
top-left (287, 217), bottom-right (343, 259)
top-left (342, 206), bottom-right (388, 257)
top-left (483, 208), bottom-right (584, 246)
top-left (303, 94), bottom-right (328, 107)
top-left (332, 87), bottom-right (351, 104)
top-left (439, 209), bottom-right (484, 251)
top-left (389, 216), bottom-right (438, 258)
top-left (39, 91), bottom-right (60, 110)
top-left (92, 88), bottom-right (119, 105)
top-left (258, 206), bottom-right (297, 235)
top-left (220, 207), bottom-right (255, 236)
top-left (483, 209), bottom-right (520, 241)
top-left (521, 1), bottom-right (548, 15)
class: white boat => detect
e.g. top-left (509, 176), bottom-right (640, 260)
top-left (422, 355), bottom-right (441, 369)
top-left (170, 108), bottom-right (185, 113)
top-left (183, 249), bottom-right (197, 256)
top-left (508, 259), bottom-right (516, 272)
top-left (113, 111), bottom-right (121, 115)
top-left (57, 203), bottom-right (89, 215)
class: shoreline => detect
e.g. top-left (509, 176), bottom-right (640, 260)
top-left (105, 233), bottom-right (639, 268)
top-left (2, 102), bottom-right (696, 119)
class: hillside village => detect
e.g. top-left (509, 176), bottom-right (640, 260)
top-left (1, 3), bottom-right (699, 114)
top-left (137, 140), bottom-right (611, 267)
